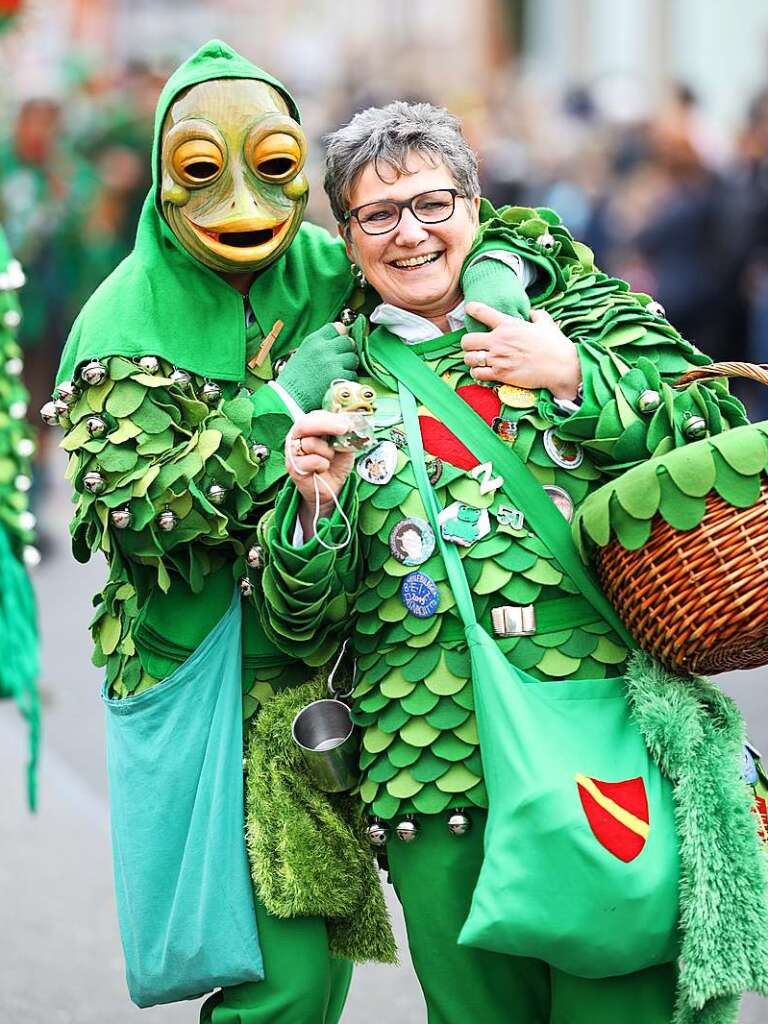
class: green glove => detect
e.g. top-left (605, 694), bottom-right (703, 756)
top-left (462, 255), bottom-right (531, 333)
top-left (278, 324), bottom-right (359, 412)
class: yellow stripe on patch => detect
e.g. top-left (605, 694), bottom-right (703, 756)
top-left (575, 773), bottom-right (650, 840)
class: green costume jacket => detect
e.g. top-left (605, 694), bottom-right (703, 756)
top-left (256, 206), bottom-right (750, 820)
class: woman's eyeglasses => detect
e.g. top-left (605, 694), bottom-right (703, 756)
top-left (346, 188), bottom-right (465, 236)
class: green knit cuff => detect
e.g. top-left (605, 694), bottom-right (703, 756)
top-left (461, 255), bottom-right (532, 326)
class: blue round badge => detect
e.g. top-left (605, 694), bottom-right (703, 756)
top-left (400, 571), bottom-right (440, 618)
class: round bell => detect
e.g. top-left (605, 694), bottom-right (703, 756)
top-left (137, 355), bottom-right (160, 374)
top-left (339, 307), bottom-right (357, 327)
top-left (110, 506), bottom-right (132, 529)
top-left (646, 301), bottom-right (666, 318)
top-left (246, 545), bottom-right (264, 569)
top-left (86, 415), bottom-right (108, 438)
top-left (19, 510), bottom-right (36, 531)
top-left (6, 259), bottom-right (25, 288)
top-left (83, 470), bottom-right (106, 495)
top-left (9, 400), bottom-right (27, 419)
top-left (239, 576), bottom-right (254, 598)
top-left (395, 816), bottom-right (420, 843)
top-left (447, 809), bottom-right (472, 836)
top-left (636, 389), bottom-right (661, 415)
top-left (536, 231), bottom-right (556, 250)
top-left (16, 438), bottom-right (35, 457)
top-left (200, 379), bottom-right (222, 404)
top-left (683, 414), bottom-right (707, 441)
top-left (170, 367), bottom-right (191, 387)
top-left (156, 507), bottom-right (178, 532)
top-left (5, 356), bottom-right (23, 375)
top-left (3, 308), bottom-right (21, 329)
top-left (40, 401), bottom-right (60, 426)
top-left (14, 474), bottom-right (31, 493)
top-left (366, 819), bottom-right (390, 846)
top-left (250, 443), bottom-right (270, 465)
top-left (206, 482), bottom-right (229, 506)
top-left (80, 359), bottom-right (107, 387)
top-left (55, 380), bottom-right (77, 406)
top-left (53, 398), bottom-right (69, 419)
top-left (23, 545), bottom-right (41, 568)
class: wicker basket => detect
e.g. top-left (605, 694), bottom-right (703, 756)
top-left (589, 362), bottom-right (768, 675)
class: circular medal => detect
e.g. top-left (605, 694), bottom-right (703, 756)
top-left (543, 427), bottom-right (583, 469)
top-left (400, 571), bottom-right (440, 618)
top-left (389, 517), bottom-right (435, 566)
top-left (498, 384), bottom-right (537, 409)
top-left (543, 484), bottom-right (574, 523)
top-left (357, 440), bottom-right (398, 485)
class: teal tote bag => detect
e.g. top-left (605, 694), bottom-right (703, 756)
top-left (399, 379), bottom-right (680, 979)
top-left (102, 590), bottom-right (263, 1007)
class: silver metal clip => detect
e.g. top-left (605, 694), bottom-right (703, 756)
top-left (491, 605), bottom-right (537, 637)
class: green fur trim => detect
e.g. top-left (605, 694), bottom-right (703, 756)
top-left (245, 676), bottom-right (397, 964)
top-left (574, 423), bottom-right (768, 557)
top-left (626, 652), bottom-right (768, 1023)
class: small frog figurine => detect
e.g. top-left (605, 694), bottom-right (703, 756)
top-left (322, 378), bottom-right (377, 451)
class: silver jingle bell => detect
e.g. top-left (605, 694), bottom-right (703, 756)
top-left (636, 388), bottom-right (661, 415)
top-left (200, 379), bottom-right (222, 405)
top-left (683, 414), bottom-right (708, 441)
top-left (14, 474), bottom-right (31, 492)
top-left (646, 301), bottom-right (666, 318)
top-left (23, 545), bottom-right (41, 568)
top-left (206, 482), bottom-right (229, 506)
top-left (6, 259), bottom-right (25, 288)
top-left (55, 380), bottom-right (77, 406)
top-left (19, 510), bottom-right (36, 531)
top-left (137, 355), bottom-right (160, 374)
top-left (110, 506), bottom-right (133, 529)
top-left (86, 415), bottom-right (108, 438)
top-left (53, 398), bottom-right (70, 419)
top-left (40, 401), bottom-right (60, 426)
top-left (395, 817), bottom-right (420, 843)
top-left (447, 809), bottom-right (472, 836)
top-left (246, 545), bottom-right (264, 569)
top-left (366, 819), bottom-right (390, 847)
top-left (250, 443), bottom-right (270, 465)
top-left (339, 307), bottom-right (358, 327)
top-left (3, 308), bottom-right (21, 329)
top-left (9, 399), bottom-right (27, 419)
top-left (5, 355), bottom-right (23, 375)
top-left (239, 576), bottom-right (254, 598)
top-left (83, 470), bottom-right (106, 495)
top-left (536, 231), bottom-right (556, 250)
top-left (80, 359), bottom-right (107, 387)
top-left (170, 367), bottom-right (191, 387)
top-left (17, 437), bottom-right (35, 457)
top-left (156, 508), bottom-right (178, 532)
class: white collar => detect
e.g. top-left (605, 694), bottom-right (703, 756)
top-left (370, 300), bottom-right (465, 343)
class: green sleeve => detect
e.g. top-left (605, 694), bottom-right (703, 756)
top-left (256, 474), bottom-right (362, 666)
top-left (246, 382), bottom-right (294, 500)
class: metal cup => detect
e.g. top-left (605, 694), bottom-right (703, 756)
top-left (291, 698), bottom-right (359, 793)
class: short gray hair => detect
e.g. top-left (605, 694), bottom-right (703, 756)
top-left (323, 101), bottom-right (480, 225)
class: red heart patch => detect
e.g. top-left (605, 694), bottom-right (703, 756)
top-left (419, 385), bottom-right (501, 469)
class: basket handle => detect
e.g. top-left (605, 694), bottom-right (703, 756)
top-left (674, 361), bottom-right (768, 388)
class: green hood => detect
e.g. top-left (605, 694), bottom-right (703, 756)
top-left (58, 40), bottom-right (348, 385)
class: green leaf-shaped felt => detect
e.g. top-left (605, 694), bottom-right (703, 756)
top-left (401, 644), bottom-right (442, 682)
top-left (657, 470), bottom-right (705, 530)
top-left (358, 777), bottom-right (379, 804)
top-left (369, 790), bottom-right (401, 818)
top-left (405, 617), bottom-right (443, 648)
top-left (399, 686), bottom-right (440, 717)
top-left (711, 449), bottom-right (762, 507)
top-left (452, 683), bottom-right (476, 712)
top-left (362, 725), bottom-right (395, 754)
top-left (431, 731), bottom-right (474, 761)
top-left (453, 715), bottom-right (479, 744)
top-left (400, 717), bottom-right (440, 748)
top-left (411, 749), bottom-right (452, 784)
top-left (105, 379), bottom-right (148, 418)
top-left (379, 594), bottom-right (408, 623)
top-left (520, 559), bottom-right (562, 586)
top-left (474, 560), bottom-right (512, 595)
top-left (436, 764), bottom-right (481, 793)
top-left (664, 446), bottom-right (716, 496)
top-left (379, 670), bottom-right (416, 699)
top-left (613, 513), bottom-right (653, 551)
top-left (710, 427), bottom-right (768, 475)
top-left (447, 476), bottom-right (495, 509)
top-left (444, 646), bottom-right (470, 678)
top-left (410, 787), bottom-right (453, 814)
top-left (534, 648), bottom-right (581, 677)
top-left (494, 543), bottom-right (538, 572)
top-left (367, 757), bottom-right (401, 784)
top-left (360, 501), bottom-right (390, 536)
top-left (592, 636), bottom-right (629, 665)
top-left (424, 657), bottom-right (466, 696)
top-left (498, 574), bottom-right (541, 604)
top-left (385, 769), bottom-right (423, 800)
top-left (613, 466), bottom-right (661, 519)
top-left (425, 698), bottom-right (471, 730)
top-left (387, 737), bottom-right (423, 768)
top-left (358, 688), bottom-right (390, 714)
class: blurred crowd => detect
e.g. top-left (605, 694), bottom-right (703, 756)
top-left (5, 56), bottom-right (768, 528)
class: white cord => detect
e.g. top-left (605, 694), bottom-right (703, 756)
top-left (286, 428), bottom-right (352, 552)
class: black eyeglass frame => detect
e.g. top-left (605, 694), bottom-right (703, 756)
top-left (344, 188), bottom-right (466, 235)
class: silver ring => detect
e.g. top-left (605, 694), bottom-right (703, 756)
top-left (476, 351), bottom-right (488, 369)
top-left (292, 436), bottom-right (307, 457)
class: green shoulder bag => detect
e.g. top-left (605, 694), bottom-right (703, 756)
top-left (378, 330), bottom-right (680, 980)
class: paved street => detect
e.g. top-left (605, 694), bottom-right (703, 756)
top-left (1, 459), bottom-right (767, 1023)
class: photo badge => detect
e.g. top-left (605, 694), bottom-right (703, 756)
top-left (543, 427), bottom-right (583, 469)
top-left (357, 440), bottom-right (398, 485)
top-left (389, 517), bottom-right (436, 566)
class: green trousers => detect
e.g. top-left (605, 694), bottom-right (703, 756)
top-left (199, 896), bottom-right (352, 1024)
top-left (387, 812), bottom-right (677, 1024)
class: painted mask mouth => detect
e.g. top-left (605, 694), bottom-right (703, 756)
top-left (184, 214), bottom-right (293, 263)
top-left (196, 222), bottom-right (287, 248)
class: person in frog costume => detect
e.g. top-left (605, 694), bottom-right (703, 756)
top-left (257, 101), bottom-right (768, 1024)
top-left (51, 42), bottom-right (537, 1022)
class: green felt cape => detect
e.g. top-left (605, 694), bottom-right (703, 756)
top-left (56, 40), bottom-right (350, 385)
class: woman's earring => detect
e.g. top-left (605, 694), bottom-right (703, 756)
top-left (351, 263), bottom-right (367, 288)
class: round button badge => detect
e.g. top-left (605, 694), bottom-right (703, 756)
top-left (400, 571), bottom-right (440, 618)
top-left (389, 517), bottom-right (436, 567)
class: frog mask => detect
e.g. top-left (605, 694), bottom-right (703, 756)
top-left (160, 78), bottom-right (308, 274)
